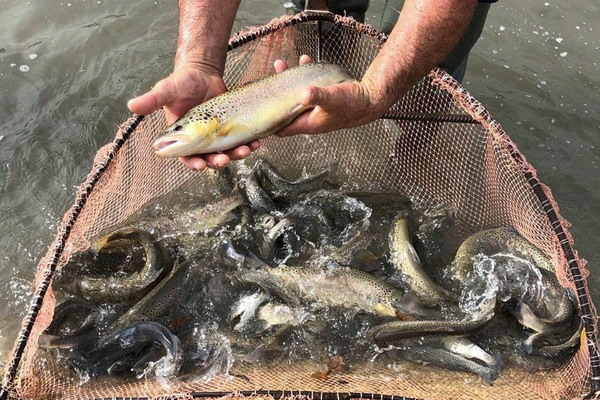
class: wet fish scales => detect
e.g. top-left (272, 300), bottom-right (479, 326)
top-left (67, 227), bottom-right (172, 304)
top-left (154, 63), bottom-right (355, 156)
top-left (238, 263), bottom-right (424, 318)
top-left (388, 215), bottom-right (458, 305)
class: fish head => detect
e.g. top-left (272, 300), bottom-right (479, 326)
top-left (255, 213), bottom-right (278, 231)
top-left (153, 116), bottom-right (224, 158)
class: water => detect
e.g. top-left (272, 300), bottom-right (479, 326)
top-left (0, 0), bottom-right (598, 367)
top-left (32, 172), bottom-right (413, 384)
top-left (458, 253), bottom-right (545, 319)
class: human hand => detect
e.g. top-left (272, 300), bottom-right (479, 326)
top-left (274, 58), bottom-right (388, 138)
top-left (127, 64), bottom-right (260, 170)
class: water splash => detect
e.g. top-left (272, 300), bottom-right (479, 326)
top-left (459, 253), bottom-right (546, 319)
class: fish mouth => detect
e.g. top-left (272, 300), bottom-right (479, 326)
top-left (155, 140), bottom-right (177, 151)
top-left (153, 135), bottom-right (193, 158)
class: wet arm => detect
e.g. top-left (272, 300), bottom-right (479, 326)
top-left (128, 0), bottom-right (250, 170)
top-left (175, 0), bottom-right (241, 74)
top-left (276, 0), bottom-right (479, 136)
top-left (363, 0), bottom-right (478, 113)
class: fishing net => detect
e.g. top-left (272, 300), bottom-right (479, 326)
top-left (2, 11), bottom-right (599, 400)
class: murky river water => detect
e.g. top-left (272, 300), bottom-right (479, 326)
top-left (0, 0), bottom-right (598, 365)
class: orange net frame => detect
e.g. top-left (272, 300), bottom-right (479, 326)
top-left (1, 12), bottom-right (599, 400)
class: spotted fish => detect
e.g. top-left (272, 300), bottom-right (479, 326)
top-left (153, 63), bottom-right (355, 157)
top-left (237, 263), bottom-right (425, 319)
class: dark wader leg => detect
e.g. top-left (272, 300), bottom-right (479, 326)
top-left (381, 0), bottom-right (491, 82)
top-left (291, 0), bottom-right (370, 65)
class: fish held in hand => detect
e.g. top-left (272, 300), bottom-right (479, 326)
top-left (153, 62), bottom-right (355, 157)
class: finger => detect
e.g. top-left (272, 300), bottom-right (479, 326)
top-left (179, 156), bottom-right (208, 171)
top-left (127, 78), bottom-right (177, 115)
top-left (302, 85), bottom-right (330, 107)
top-left (273, 60), bottom-right (289, 73)
top-left (275, 112), bottom-right (314, 137)
top-left (224, 141), bottom-right (261, 161)
top-left (248, 140), bottom-right (261, 151)
top-left (163, 108), bottom-right (181, 125)
top-left (203, 153), bottom-right (231, 169)
top-left (225, 145), bottom-right (252, 161)
top-left (299, 55), bottom-right (312, 65)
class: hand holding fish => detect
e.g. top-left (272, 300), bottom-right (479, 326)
top-left (273, 59), bottom-right (387, 138)
top-left (127, 64), bottom-right (260, 170)
top-left (152, 56), bottom-right (359, 163)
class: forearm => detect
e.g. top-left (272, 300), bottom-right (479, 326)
top-left (175, 0), bottom-right (242, 75)
top-left (364, 0), bottom-right (478, 111)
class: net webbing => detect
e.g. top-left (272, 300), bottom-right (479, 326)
top-left (1, 12), bottom-right (598, 400)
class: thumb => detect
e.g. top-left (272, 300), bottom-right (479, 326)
top-left (127, 78), bottom-right (177, 115)
top-left (302, 85), bottom-right (335, 108)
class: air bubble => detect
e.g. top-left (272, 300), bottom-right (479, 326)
top-left (19, 65), bottom-right (30, 72)
top-left (29, 53), bottom-right (38, 60)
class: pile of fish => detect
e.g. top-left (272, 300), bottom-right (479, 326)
top-left (45, 159), bottom-right (582, 385)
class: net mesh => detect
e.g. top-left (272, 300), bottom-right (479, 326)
top-left (2, 12), bottom-right (598, 400)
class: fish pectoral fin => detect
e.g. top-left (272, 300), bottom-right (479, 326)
top-left (90, 235), bottom-right (112, 254)
top-left (397, 291), bottom-right (427, 318)
top-left (217, 120), bottom-right (239, 136)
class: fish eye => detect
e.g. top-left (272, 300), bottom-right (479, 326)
top-left (173, 125), bottom-right (183, 132)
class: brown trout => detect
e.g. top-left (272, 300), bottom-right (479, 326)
top-left (153, 63), bottom-right (355, 157)
top-left (237, 264), bottom-right (425, 319)
top-left (388, 215), bottom-right (458, 306)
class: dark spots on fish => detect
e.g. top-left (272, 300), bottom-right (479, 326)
top-left (173, 125), bottom-right (183, 132)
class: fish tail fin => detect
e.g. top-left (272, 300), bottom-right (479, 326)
top-left (396, 291), bottom-right (428, 319)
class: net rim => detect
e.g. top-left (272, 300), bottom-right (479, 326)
top-left (1, 12), bottom-right (598, 400)
top-left (87, 390), bottom-right (419, 400)
top-left (430, 71), bottom-right (600, 395)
